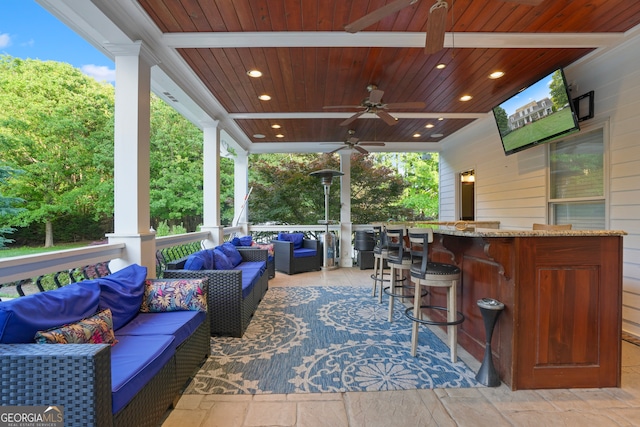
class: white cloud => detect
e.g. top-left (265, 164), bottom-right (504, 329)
top-left (0, 33), bottom-right (11, 48)
top-left (81, 64), bottom-right (116, 83)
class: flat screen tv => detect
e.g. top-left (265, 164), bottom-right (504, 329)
top-left (492, 68), bottom-right (580, 156)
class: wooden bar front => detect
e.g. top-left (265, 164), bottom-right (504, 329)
top-left (428, 228), bottom-right (624, 390)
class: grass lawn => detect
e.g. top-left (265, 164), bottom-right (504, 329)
top-left (502, 108), bottom-right (576, 152)
top-left (0, 242), bottom-right (90, 259)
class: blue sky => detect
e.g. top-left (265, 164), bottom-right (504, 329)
top-left (498, 73), bottom-right (554, 116)
top-left (0, 0), bottom-right (115, 83)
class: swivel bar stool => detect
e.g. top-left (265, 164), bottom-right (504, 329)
top-left (370, 225), bottom-right (390, 303)
top-left (385, 226), bottom-right (426, 323)
top-left (405, 228), bottom-right (464, 362)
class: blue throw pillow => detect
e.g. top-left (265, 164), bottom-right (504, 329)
top-left (96, 264), bottom-right (147, 330)
top-left (219, 242), bottom-right (243, 267)
top-left (184, 250), bottom-right (215, 270)
top-left (278, 232), bottom-right (305, 249)
top-left (230, 237), bottom-right (242, 246)
top-left (239, 235), bottom-right (253, 246)
top-left (213, 248), bottom-right (234, 270)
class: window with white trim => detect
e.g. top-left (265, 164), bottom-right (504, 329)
top-left (548, 127), bottom-right (605, 229)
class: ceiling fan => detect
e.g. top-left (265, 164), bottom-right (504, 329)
top-left (328, 130), bottom-right (386, 154)
top-left (344, 0), bottom-right (545, 54)
top-left (323, 84), bottom-right (425, 126)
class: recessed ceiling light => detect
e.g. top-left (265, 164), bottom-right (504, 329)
top-left (275, 133), bottom-right (284, 138)
top-left (460, 95), bottom-right (473, 102)
top-left (489, 71), bottom-right (505, 79)
top-left (271, 124), bottom-right (281, 129)
top-left (431, 133), bottom-right (444, 138)
top-left (258, 94), bottom-right (271, 101)
top-left (413, 133), bottom-right (421, 138)
top-left (247, 70), bottom-right (262, 78)
top-left (436, 63), bottom-right (446, 69)
top-left (438, 117), bottom-right (444, 121)
top-left (425, 123), bottom-right (434, 128)
top-left (253, 133), bottom-right (265, 139)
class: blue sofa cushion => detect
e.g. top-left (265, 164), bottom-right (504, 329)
top-left (110, 334), bottom-right (175, 414)
top-left (219, 242), bottom-right (243, 267)
top-left (236, 261), bottom-right (267, 299)
top-left (230, 235), bottom-right (253, 247)
top-left (0, 282), bottom-right (101, 344)
top-left (213, 248), bottom-right (234, 270)
top-left (278, 232), bottom-right (304, 249)
top-left (184, 249), bottom-right (215, 271)
top-left (96, 263), bottom-right (147, 330)
top-left (116, 311), bottom-right (205, 348)
top-left (293, 248), bottom-right (317, 258)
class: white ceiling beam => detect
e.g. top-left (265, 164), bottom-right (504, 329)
top-left (163, 31), bottom-right (624, 49)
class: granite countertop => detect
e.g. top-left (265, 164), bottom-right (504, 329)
top-left (432, 225), bottom-right (627, 238)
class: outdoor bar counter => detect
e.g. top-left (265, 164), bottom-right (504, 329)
top-left (427, 226), bottom-right (626, 390)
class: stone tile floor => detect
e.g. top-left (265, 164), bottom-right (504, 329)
top-left (161, 267), bottom-right (640, 427)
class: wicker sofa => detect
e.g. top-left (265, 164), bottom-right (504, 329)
top-left (164, 243), bottom-right (268, 338)
top-left (0, 264), bottom-right (210, 427)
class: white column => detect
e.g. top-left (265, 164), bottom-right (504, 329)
top-left (233, 150), bottom-right (250, 230)
top-left (339, 153), bottom-right (353, 267)
top-left (107, 41), bottom-right (157, 276)
top-left (200, 120), bottom-right (223, 248)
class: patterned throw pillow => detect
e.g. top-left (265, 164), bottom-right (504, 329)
top-left (34, 308), bottom-right (118, 346)
top-left (140, 278), bottom-right (207, 313)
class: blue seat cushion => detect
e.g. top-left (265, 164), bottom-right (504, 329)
top-left (96, 264), bottom-right (147, 331)
top-left (293, 248), bottom-right (317, 258)
top-left (0, 282), bottom-right (101, 344)
top-left (235, 261), bottom-right (266, 299)
top-left (110, 334), bottom-right (175, 414)
top-left (116, 311), bottom-right (206, 347)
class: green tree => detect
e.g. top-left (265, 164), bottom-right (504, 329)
top-left (493, 106), bottom-right (510, 137)
top-left (0, 56), bottom-right (115, 247)
top-left (0, 165), bottom-right (25, 247)
top-left (248, 153), bottom-right (410, 225)
top-left (549, 69), bottom-right (569, 111)
top-left (397, 153), bottom-right (439, 220)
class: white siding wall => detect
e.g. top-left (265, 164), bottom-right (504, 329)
top-left (439, 33), bottom-right (640, 337)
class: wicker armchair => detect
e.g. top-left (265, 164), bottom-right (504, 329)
top-left (272, 235), bottom-right (322, 275)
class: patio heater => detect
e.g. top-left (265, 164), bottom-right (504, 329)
top-left (310, 169), bottom-right (344, 270)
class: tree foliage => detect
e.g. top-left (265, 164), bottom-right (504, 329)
top-left (550, 69), bottom-right (569, 110)
top-left (0, 165), bottom-right (25, 247)
top-left (248, 153), bottom-right (416, 224)
top-left (0, 56), bottom-right (115, 247)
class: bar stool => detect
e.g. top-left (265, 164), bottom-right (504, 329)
top-left (370, 225), bottom-right (390, 303)
top-left (405, 228), bottom-right (464, 362)
top-left (385, 226), bottom-right (426, 322)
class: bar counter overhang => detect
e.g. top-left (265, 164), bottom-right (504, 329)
top-left (427, 226), bottom-right (626, 390)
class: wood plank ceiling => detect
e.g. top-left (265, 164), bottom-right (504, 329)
top-left (137, 0), bottom-right (640, 152)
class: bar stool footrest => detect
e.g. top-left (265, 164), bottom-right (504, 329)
top-left (404, 305), bottom-right (465, 326)
top-left (370, 274), bottom-right (391, 284)
top-left (383, 285), bottom-right (427, 299)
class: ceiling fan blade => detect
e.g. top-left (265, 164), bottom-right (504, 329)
top-left (500, 0), bottom-right (543, 5)
top-left (384, 101), bottom-right (426, 109)
top-left (368, 89), bottom-right (384, 104)
top-left (425, 1), bottom-right (448, 55)
top-left (354, 145), bottom-right (369, 154)
top-left (377, 110), bottom-right (398, 126)
top-left (330, 146), bottom-right (347, 154)
top-left (359, 142), bottom-right (386, 146)
top-left (323, 105), bottom-right (363, 109)
top-left (344, 0), bottom-right (418, 33)
top-left (340, 111), bottom-right (365, 126)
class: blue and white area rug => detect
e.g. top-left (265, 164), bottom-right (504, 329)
top-left (184, 286), bottom-right (479, 395)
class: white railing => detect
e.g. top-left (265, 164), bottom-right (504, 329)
top-left (0, 224), bottom-right (377, 288)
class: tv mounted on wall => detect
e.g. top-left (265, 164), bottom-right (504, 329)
top-left (492, 68), bottom-right (580, 156)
